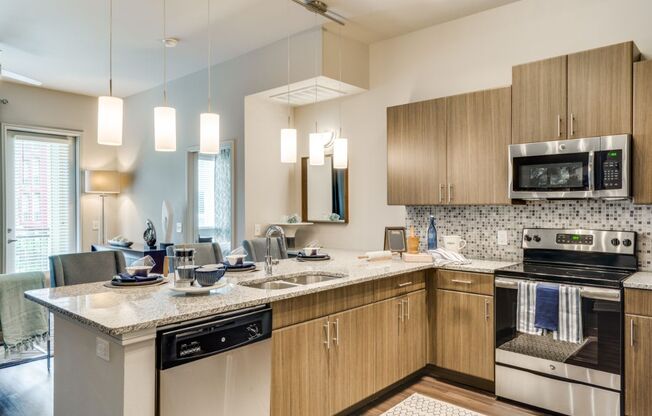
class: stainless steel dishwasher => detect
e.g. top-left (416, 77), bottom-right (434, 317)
top-left (156, 305), bottom-right (272, 416)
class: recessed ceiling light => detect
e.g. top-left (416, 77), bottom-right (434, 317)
top-left (162, 38), bottom-right (179, 48)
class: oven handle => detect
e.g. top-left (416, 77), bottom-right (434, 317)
top-left (494, 276), bottom-right (621, 301)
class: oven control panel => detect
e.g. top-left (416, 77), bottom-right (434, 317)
top-left (555, 233), bottom-right (594, 245)
top-left (522, 228), bottom-right (636, 255)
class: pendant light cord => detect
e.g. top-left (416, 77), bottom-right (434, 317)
top-left (109, 0), bottom-right (113, 96)
top-left (207, 0), bottom-right (212, 112)
top-left (338, 24), bottom-right (343, 138)
top-left (313, 13), bottom-right (318, 133)
top-left (162, 0), bottom-right (168, 105)
top-left (286, 0), bottom-right (291, 127)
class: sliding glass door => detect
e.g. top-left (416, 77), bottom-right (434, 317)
top-left (3, 129), bottom-right (78, 273)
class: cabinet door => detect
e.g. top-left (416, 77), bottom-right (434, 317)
top-left (271, 318), bottom-right (330, 416)
top-left (633, 61), bottom-right (652, 204)
top-left (387, 98), bottom-right (447, 205)
top-left (400, 290), bottom-right (427, 377)
top-left (625, 315), bottom-right (652, 416)
top-left (512, 56), bottom-right (567, 143)
top-left (446, 87), bottom-right (511, 205)
top-left (329, 304), bottom-right (377, 415)
top-left (568, 42), bottom-right (636, 138)
top-left (435, 289), bottom-right (494, 381)
top-left (374, 297), bottom-right (402, 390)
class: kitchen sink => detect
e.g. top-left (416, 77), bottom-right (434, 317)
top-left (280, 274), bottom-right (342, 285)
top-left (242, 281), bottom-right (298, 290)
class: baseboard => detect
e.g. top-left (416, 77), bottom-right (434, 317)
top-left (424, 364), bottom-right (495, 393)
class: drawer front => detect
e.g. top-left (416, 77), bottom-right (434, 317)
top-left (625, 288), bottom-right (652, 317)
top-left (437, 270), bottom-right (493, 296)
top-left (374, 271), bottom-right (426, 302)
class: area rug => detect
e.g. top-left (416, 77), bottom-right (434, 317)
top-left (381, 393), bottom-right (485, 416)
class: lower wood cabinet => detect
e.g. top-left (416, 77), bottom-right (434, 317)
top-left (435, 288), bottom-right (494, 381)
top-left (625, 288), bottom-right (652, 416)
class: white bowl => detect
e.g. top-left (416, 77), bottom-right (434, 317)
top-left (303, 247), bottom-right (320, 256)
top-left (126, 265), bottom-right (153, 277)
top-left (226, 254), bottom-right (246, 266)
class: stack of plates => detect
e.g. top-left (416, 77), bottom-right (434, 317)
top-left (296, 252), bottom-right (331, 262)
top-left (105, 274), bottom-right (166, 288)
top-left (221, 261), bottom-right (258, 273)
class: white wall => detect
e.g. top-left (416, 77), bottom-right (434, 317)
top-left (0, 81), bottom-right (118, 256)
top-left (286, 0), bottom-right (652, 251)
top-left (117, 28), bottom-right (322, 247)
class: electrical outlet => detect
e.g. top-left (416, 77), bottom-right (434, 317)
top-left (92, 220), bottom-right (100, 231)
top-left (96, 337), bottom-right (110, 361)
top-left (176, 222), bottom-right (182, 233)
top-left (497, 230), bottom-right (508, 246)
top-left (254, 224), bottom-right (262, 236)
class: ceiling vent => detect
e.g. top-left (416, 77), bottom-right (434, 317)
top-left (269, 83), bottom-right (346, 106)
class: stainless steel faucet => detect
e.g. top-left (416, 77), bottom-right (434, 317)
top-left (265, 225), bottom-right (287, 276)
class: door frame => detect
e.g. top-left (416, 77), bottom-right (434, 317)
top-left (0, 123), bottom-right (82, 273)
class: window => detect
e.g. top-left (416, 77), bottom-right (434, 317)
top-left (193, 142), bottom-right (234, 253)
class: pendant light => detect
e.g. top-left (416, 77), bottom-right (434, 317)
top-left (97, 0), bottom-right (123, 146)
top-left (200, 0), bottom-right (220, 154)
top-left (280, 8), bottom-right (297, 164)
top-left (309, 18), bottom-right (325, 166)
top-left (333, 25), bottom-right (348, 169)
top-left (154, 0), bottom-right (176, 152)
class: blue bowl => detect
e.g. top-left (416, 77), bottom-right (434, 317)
top-left (194, 265), bottom-right (226, 287)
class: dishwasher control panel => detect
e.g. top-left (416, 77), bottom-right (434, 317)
top-left (156, 306), bottom-right (272, 370)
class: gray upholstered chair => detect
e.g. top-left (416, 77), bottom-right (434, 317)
top-left (165, 242), bottom-right (224, 271)
top-left (49, 251), bottom-right (126, 288)
top-left (242, 238), bottom-right (288, 262)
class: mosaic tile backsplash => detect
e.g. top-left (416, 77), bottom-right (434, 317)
top-left (406, 200), bottom-right (652, 270)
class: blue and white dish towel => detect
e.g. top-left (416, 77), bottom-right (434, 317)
top-left (517, 281), bottom-right (543, 336)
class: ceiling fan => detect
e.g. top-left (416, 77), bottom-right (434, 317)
top-left (291, 0), bottom-right (346, 25)
top-left (0, 62), bottom-right (42, 86)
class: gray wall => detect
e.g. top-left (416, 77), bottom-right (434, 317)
top-left (116, 28), bottom-right (322, 247)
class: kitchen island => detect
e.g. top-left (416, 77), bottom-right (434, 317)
top-left (25, 250), bottom-right (516, 416)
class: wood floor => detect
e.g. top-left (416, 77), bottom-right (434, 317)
top-left (0, 359), bottom-right (52, 416)
top-left (357, 375), bottom-right (548, 416)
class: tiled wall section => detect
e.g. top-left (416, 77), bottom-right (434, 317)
top-left (406, 200), bottom-right (652, 270)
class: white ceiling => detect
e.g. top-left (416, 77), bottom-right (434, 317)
top-left (0, 0), bottom-right (519, 97)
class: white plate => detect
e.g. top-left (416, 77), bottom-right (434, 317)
top-left (168, 279), bottom-right (228, 295)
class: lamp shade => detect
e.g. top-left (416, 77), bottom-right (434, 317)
top-left (309, 132), bottom-right (325, 166)
top-left (84, 170), bottom-right (120, 194)
top-left (200, 112), bottom-right (220, 154)
top-left (280, 128), bottom-right (297, 163)
top-left (97, 96), bottom-right (124, 146)
top-left (154, 106), bottom-right (177, 151)
top-left (333, 137), bottom-right (348, 169)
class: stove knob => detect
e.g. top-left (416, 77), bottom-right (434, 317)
top-left (533, 235), bottom-right (541, 243)
top-left (524, 235), bottom-right (532, 242)
top-left (622, 239), bottom-right (632, 247)
top-left (611, 238), bottom-right (620, 247)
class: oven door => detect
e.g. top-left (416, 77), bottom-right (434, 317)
top-left (509, 137), bottom-right (601, 199)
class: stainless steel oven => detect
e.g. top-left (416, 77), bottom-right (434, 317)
top-left (508, 135), bottom-right (630, 199)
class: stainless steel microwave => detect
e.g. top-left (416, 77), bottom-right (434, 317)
top-left (508, 135), bottom-right (631, 200)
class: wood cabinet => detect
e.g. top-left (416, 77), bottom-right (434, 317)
top-left (401, 290), bottom-right (427, 376)
top-left (387, 98), bottom-right (447, 205)
top-left (512, 56), bottom-right (567, 143)
top-left (633, 60), bottom-right (652, 204)
top-left (446, 87), bottom-right (511, 205)
top-left (625, 289), bottom-right (652, 415)
top-left (513, 42), bottom-right (638, 144)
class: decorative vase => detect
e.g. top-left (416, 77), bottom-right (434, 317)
top-left (143, 219), bottom-right (157, 248)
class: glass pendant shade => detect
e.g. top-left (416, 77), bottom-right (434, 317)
top-left (97, 96), bottom-right (124, 146)
top-left (280, 128), bottom-right (297, 163)
top-left (154, 106), bottom-right (177, 151)
top-left (333, 137), bottom-right (348, 169)
top-left (309, 132), bottom-right (325, 166)
top-left (200, 112), bottom-right (220, 154)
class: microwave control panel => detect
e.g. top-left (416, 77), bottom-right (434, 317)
top-left (596, 149), bottom-right (623, 189)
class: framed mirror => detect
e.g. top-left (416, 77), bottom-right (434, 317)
top-left (301, 156), bottom-right (348, 224)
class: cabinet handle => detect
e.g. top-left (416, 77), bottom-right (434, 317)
top-left (323, 320), bottom-right (330, 349)
top-left (485, 299), bottom-right (490, 321)
top-left (451, 279), bottom-right (472, 285)
top-left (405, 299), bottom-right (410, 320)
top-left (569, 113), bottom-right (575, 137)
top-left (448, 184), bottom-right (453, 203)
top-left (332, 319), bottom-right (340, 346)
top-left (557, 114), bottom-right (562, 138)
top-left (397, 281), bottom-right (413, 288)
top-left (398, 301), bottom-right (404, 322)
top-left (630, 318), bottom-right (635, 347)
top-left (439, 184), bottom-right (445, 203)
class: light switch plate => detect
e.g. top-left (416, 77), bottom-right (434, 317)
top-left (176, 222), bottom-right (182, 233)
top-left (254, 224), bottom-right (262, 237)
top-left (497, 230), bottom-right (508, 246)
top-left (96, 337), bottom-right (110, 361)
top-left (92, 220), bottom-right (100, 231)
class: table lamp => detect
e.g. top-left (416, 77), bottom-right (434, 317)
top-left (84, 170), bottom-right (120, 244)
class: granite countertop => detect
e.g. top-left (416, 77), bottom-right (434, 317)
top-left (624, 272), bottom-right (652, 290)
top-left (25, 249), bottom-right (517, 337)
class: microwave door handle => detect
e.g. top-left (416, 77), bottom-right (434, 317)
top-left (588, 151), bottom-right (594, 192)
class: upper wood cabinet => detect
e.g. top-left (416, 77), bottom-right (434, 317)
top-left (446, 87), bottom-right (511, 205)
top-left (513, 42), bottom-right (639, 143)
top-left (633, 60), bottom-right (652, 204)
top-left (512, 56), bottom-right (567, 143)
top-left (387, 98), bottom-right (447, 205)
